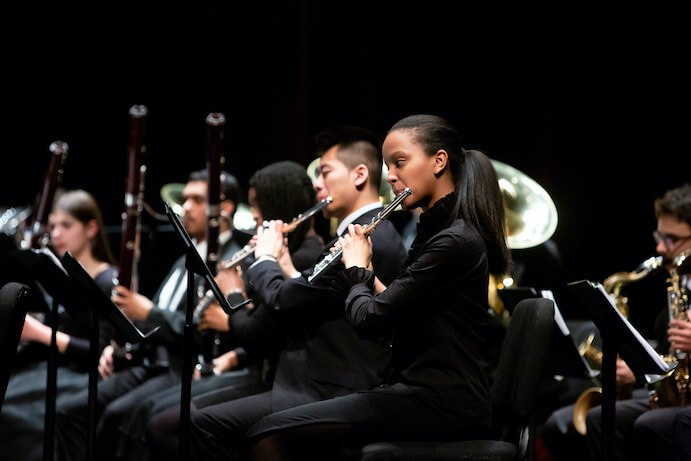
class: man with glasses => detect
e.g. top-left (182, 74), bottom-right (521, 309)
top-left (583, 183), bottom-right (691, 461)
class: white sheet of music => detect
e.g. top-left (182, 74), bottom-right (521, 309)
top-left (593, 283), bottom-right (670, 372)
top-left (541, 289), bottom-right (570, 336)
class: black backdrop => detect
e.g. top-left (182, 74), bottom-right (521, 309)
top-left (1, 1), bottom-right (688, 300)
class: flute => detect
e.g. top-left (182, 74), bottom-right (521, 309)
top-left (307, 188), bottom-right (411, 284)
top-left (193, 196), bottom-right (332, 319)
top-left (217, 195), bottom-right (333, 272)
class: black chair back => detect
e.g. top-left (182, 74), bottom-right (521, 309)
top-left (0, 282), bottom-right (31, 411)
top-left (492, 297), bottom-right (555, 459)
top-left (360, 297), bottom-right (555, 461)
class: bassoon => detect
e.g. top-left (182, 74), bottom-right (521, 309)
top-left (198, 112), bottom-right (225, 375)
top-left (22, 141), bottom-right (69, 249)
top-left (116, 104), bottom-right (148, 292)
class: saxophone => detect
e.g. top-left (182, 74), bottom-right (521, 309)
top-left (648, 248), bottom-right (691, 408)
top-left (572, 254), bottom-right (663, 435)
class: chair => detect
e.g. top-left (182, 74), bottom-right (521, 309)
top-left (360, 297), bottom-right (555, 461)
top-left (0, 282), bottom-right (31, 411)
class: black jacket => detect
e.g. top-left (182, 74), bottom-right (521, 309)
top-left (334, 194), bottom-right (493, 425)
top-left (244, 207), bottom-right (407, 410)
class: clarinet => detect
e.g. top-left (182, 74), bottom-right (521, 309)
top-left (21, 141), bottom-right (69, 249)
top-left (308, 188), bottom-right (411, 284)
top-left (193, 196), bottom-right (333, 318)
top-left (198, 112), bottom-right (226, 376)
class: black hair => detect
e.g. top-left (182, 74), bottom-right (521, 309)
top-left (249, 161), bottom-right (316, 252)
top-left (52, 189), bottom-right (115, 264)
top-left (188, 169), bottom-right (242, 217)
top-left (389, 114), bottom-right (510, 274)
top-left (314, 126), bottom-right (382, 190)
top-left (655, 183), bottom-right (691, 226)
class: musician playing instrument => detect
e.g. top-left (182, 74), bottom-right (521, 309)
top-left (0, 190), bottom-right (116, 461)
top-left (240, 114), bottom-right (510, 460)
top-left (55, 169), bottom-right (245, 461)
top-left (580, 183), bottom-right (691, 461)
top-left (187, 126), bottom-right (407, 461)
top-left (143, 160), bottom-right (324, 460)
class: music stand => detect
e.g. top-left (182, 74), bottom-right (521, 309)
top-left (10, 248), bottom-right (154, 461)
top-left (164, 203), bottom-right (249, 460)
top-left (568, 280), bottom-right (672, 461)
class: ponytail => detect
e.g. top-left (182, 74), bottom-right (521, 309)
top-left (389, 114), bottom-right (510, 274)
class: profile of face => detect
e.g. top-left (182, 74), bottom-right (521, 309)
top-left (313, 146), bottom-right (365, 220)
top-left (655, 214), bottom-right (691, 261)
top-left (49, 210), bottom-right (97, 258)
top-left (182, 180), bottom-right (208, 240)
top-left (382, 129), bottom-right (446, 212)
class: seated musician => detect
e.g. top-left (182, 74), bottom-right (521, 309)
top-left (0, 189), bottom-right (116, 461)
top-left (541, 183), bottom-right (691, 461)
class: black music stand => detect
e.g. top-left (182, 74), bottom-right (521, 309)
top-left (568, 280), bottom-right (672, 461)
top-left (164, 203), bottom-right (249, 460)
top-left (10, 248), bottom-right (154, 461)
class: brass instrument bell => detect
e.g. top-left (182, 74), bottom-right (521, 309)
top-left (491, 159), bottom-right (558, 250)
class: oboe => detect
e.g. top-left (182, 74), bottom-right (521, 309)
top-left (193, 196), bottom-right (333, 318)
top-left (308, 188), bottom-right (411, 284)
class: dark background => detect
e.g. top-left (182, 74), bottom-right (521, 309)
top-left (1, 1), bottom-right (688, 302)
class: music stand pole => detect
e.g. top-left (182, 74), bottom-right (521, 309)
top-left (601, 339), bottom-right (617, 461)
top-left (43, 297), bottom-right (59, 461)
top-left (179, 252), bottom-right (198, 460)
top-left (86, 306), bottom-right (100, 461)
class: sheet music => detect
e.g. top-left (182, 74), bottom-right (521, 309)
top-left (595, 283), bottom-right (669, 371)
top-left (541, 289), bottom-right (570, 336)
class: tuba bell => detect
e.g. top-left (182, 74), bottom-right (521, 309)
top-left (488, 160), bottom-right (559, 316)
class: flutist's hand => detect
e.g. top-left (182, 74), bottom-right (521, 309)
top-left (254, 220), bottom-right (285, 260)
top-left (668, 311), bottom-right (691, 353)
top-left (339, 224), bottom-right (373, 270)
top-left (198, 303), bottom-right (230, 332)
top-left (112, 285), bottom-right (154, 321)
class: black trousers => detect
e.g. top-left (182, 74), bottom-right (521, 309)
top-left (146, 377), bottom-right (270, 461)
top-left (673, 406), bottom-right (691, 460)
top-left (247, 384), bottom-right (490, 461)
top-left (56, 365), bottom-right (177, 461)
top-left (585, 391), bottom-right (689, 461)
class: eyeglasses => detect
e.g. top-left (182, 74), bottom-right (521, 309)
top-left (652, 230), bottom-right (691, 248)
